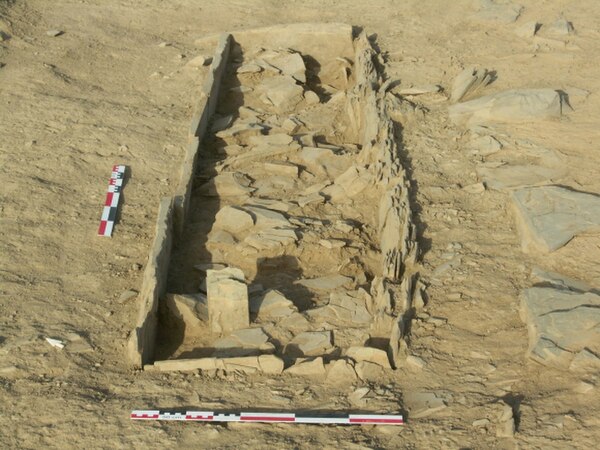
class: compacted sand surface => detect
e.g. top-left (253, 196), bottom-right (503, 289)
top-left (2, 1), bottom-right (600, 448)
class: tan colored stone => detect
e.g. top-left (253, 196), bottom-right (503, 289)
top-left (521, 286), bottom-right (600, 367)
top-left (237, 63), bottom-right (262, 74)
top-left (244, 228), bottom-right (298, 250)
top-left (258, 355), bottom-right (285, 374)
top-left (222, 356), bottom-right (261, 373)
top-left (449, 89), bottom-right (563, 126)
top-left (282, 117), bottom-right (302, 133)
top-left (450, 67), bottom-right (493, 103)
top-left (295, 275), bottom-right (352, 290)
top-left (462, 182), bottom-right (485, 194)
top-left (263, 161), bottom-right (299, 177)
top-left (127, 197), bottom-right (173, 368)
top-left (206, 268), bottom-right (249, 334)
top-left (186, 54), bottom-right (212, 67)
top-left (512, 186), bottom-right (600, 253)
top-left (496, 404), bottom-right (515, 438)
top-left (258, 75), bottom-right (304, 111)
top-left (250, 289), bottom-right (297, 318)
top-left (354, 361), bottom-right (383, 380)
top-left (213, 327), bottom-right (274, 357)
top-left (244, 198), bottom-right (292, 213)
top-left (325, 359), bottom-right (358, 384)
top-left (207, 229), bottom-right (236, 245)
top-left (199, 172), bottom-right (255, 197)
top-left (297, 192), bottom-right (324, 207)
top-left (574, 381), bottom-right (594, 394)
top-left (213, 206), bottom-right (254, 234)
top-left (164, 293), bottom-right (208, 329)
top-left (318, 239), bottom-right (346, 249)
top-left (152, 358), bottom-right (220, 372)
top-left (248, 133), bottom-right (294, 146)
top-left (398, 84), bottom-right (441, 96)
top-left (261, 50), bottom-right (306, 83)
top-left (348, 387), bottom-right (370, 407)
top-left (244, 206), bottom-right (292, 230)
top-left (287, 331), bottom-right (333, 357)
top-left (569, 349), bottom-right (600, 372)
top-left (304, 90), bottom-right (320, 104)
top-left (346, 346), bottom-right (391, 368)
top-left (404, 392), bottom-right (448, 419)
top-left (332, 165), bottom-right (373, 198)
top-left (284, 357), bottom-right (326, 376)
top-left (216, 122), bottom-right (266, 144)
top-left (406, 355), bottom-right (426, 370)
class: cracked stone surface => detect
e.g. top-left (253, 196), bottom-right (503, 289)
top-left (520, 286), bottom-right (600, 367)
top-left (512, 186), bottom-right (600, 253)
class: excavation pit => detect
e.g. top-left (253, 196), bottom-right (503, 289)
top-left (127, 23), bottom-right (420, 378)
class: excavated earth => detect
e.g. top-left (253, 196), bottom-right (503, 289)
top-left (2, 1), bottom-right (600, 449)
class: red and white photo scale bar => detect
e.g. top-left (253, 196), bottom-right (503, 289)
top-left (98, 165), bottom-right (126, 237)
top-left (131, 410), bottom-right (404, 425)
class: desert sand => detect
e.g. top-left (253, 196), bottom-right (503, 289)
top-left (2, 0), bottom-right (600, 448)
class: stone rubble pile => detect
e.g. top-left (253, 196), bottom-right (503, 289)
top-left (154, 32), bottom-right (421, 376)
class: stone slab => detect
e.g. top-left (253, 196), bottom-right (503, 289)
top-left (512, 186), bottom-right (600, 253)
top-left (128, 197), bottom-right (174, 367)
top-left (449, 89), bottom-right (563, 126)
top-left (295, 275), bottom-right (352, 290)
top-left (520, 287), bottom-right (600, 366)
top-left (286, 331), bottom-right (333, 358)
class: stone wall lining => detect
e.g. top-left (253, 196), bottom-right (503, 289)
top-left (346, 31), bottom-right (420, 369)
top-left (127, 197), bottom-right (174, 367)
top-left (175, 33), bottom-right (232, 238)
top-left (128, 25), bottom-right (421, 373)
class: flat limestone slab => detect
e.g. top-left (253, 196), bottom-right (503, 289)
top-left (520, 287), bottom-right (600, 367)
top-left (512, 186), bottom-right (600, 253)
top-left (150, 355), bottom-right (284, 374)
top-left (295, 275), bottom-right (352, 290)
top-left (449, 89), bottom-right (563, 126)
top-left (477, 165), bottom-right (564, 190)
top-left (127, 197), bottom-right (173, 367)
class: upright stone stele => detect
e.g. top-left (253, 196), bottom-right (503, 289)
top-left (206, 267), bottom-right (249, 334)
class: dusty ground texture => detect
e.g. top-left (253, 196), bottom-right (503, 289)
top-left (2, 0), bottom-right (600, 448)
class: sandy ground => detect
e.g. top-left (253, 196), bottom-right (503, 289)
top-left (2, 0), bottom-right (600, 448)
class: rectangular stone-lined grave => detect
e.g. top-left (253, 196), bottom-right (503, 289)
top-left (128, 23), bottom-right (420, 379)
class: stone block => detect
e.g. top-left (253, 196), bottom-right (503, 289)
top-left (250, 289), bottom-right (297, 318)
top-left (152, 357), bottom-right (220, 372)
top-left (284, 357), bottom-right (326, 376)
top-left (213, 327), bottom-right (274, 357)
top-left (213, 206), bottom-right (255, 234)
top-left (325, 359), bottom-right (358, 384)
top-left (286, 331), bottom-right (333, 358)
top-left (206, 268), bottom-right (249, 334)
top-left (346, 346), bottom-right (391, 369)
top-left (164, 293), bottom-right (208, 329)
